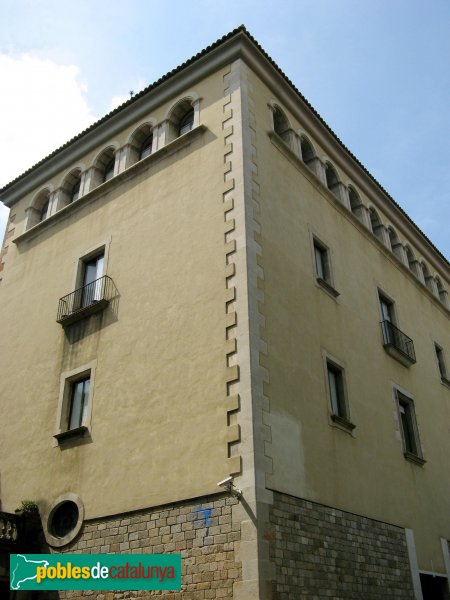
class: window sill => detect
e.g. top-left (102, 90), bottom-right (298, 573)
top-left (403, 451), bottom-right (426, 466)
top-left (383, 344), bottom-right (416, 368)
top-left (54, 426), bottom-right (88, 443)
top-left (331, 414), bottom-right (355, 433)
top-left (316, 277), bottom-right (340, 298)
top-left (440, 376), bottom-right (450, 389)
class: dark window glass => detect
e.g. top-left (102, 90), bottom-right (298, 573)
top-left (435, 344), bottom-right (448, 380)
top-left (51, 502), bottom-right (79, 538)
top-left (68, 377), bottom-right (90, 430)
top-left (103, 157), bottom-right (115, 182)
top-left (39, 199), bottom-right (49, 222)
top-left (139, 134), bottom-right (153, 160)
top-left (70, 179), bottom-right (81, 203)
top-left (81, 254), bottom-right (104, 307)
top-left (178, 109), bottom-right (194, 136)
top-left (399, 400), bottom-right (417, 455)
top-left (327, 364), bottom-right (346, 419)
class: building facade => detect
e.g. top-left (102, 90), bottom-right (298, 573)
top-left (0, 27), bottom-right (449, 600)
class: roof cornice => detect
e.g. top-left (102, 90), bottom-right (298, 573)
top-left (1, 25), bottom-right (448, 273)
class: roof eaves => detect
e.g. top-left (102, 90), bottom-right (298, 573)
top-left (1, 25), bottom-right (447, 267)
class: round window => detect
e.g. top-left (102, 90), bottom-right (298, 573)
top-left (51, 501), bottom-right (79, 538)
top-left (44, 494), bottom-right (84, 547)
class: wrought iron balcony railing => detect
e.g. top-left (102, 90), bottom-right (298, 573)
top-left (57, 275), bottom-right (114, 326)
top-left (0, 511), bottom-right (20, 545)
top-left (381, 320), bottom-right (416, 366)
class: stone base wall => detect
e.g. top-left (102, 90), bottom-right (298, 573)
top-left (55, 494), bottom-right (241, 600)
top-left (268, 491), bottom-right (415, 600)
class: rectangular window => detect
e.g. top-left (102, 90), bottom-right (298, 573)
top-left (395, 390), bottom-right (424, 465)
top-left (54, 363), bottom-right (96, 444)
top-left (80, 253), bottom-right (104, 307)
top-left (379, 292), bottom-right (396, 339)
top-left (378, 291), bottom-right (416, 366)
top-left (326, 361), bottom-right (354, 431)
top-left (327, 363), bottom-right (345, 417)
top-left (379, 294), bottom-right (394, 324)
top-left (313, 238), bottom-right (339, 297)
top-left (314, 240), bottom-right (330, 282)
top-left (435, 343), bottom-right (449, 383)
top-left (68, 377), bottom-right (90, 430)
top-left (398, 398), bottom-right (417, 454)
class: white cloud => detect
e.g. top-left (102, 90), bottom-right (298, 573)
top-left (0, 53), bottom-right (98, 246)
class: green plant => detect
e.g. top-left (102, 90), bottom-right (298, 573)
top-left (18, 500), bottom-right (39, 514)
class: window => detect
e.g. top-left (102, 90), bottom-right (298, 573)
top-left (65, 169), bottom-right (82, 204)
top-left (325, 162), bottom-right (339, 190)
top-left (379, 293), bottom-right (395, 327)
top-left (39, 198), bottom-right (50, 222)
top-left (44, 493), bottom-right (84, 548)
top-left (139, 133), bottom-right (153, 160)
top-left (435, 277), bottom-right (448, 306)
top-left (313, 238), bottom-right (338, 296)
top-left (103, 157), bottom-right (115, 182)
top-left (26, 188), bottom-right (52, 229)
top-left (387, 227), bottom-right (403, 262)
top-left (56, 243), bottom-right (113, 326)
top-left (178, 108), bottom-right (194, 137)
top-left (326, 361), bottom-right (354, 431)
top-left (67, 377), bottom-right (90, 431)
top-left (54, 362), bottom-right (96, 443)
top-left (348, 186), bottom-right (364, 223)
top-left (420, 262), bottom-right (435, 293)
top-left (300, 136), bottom-right (315, 164)
top-left (369, 207), bottom-right (384, 242)
top-left (50, 501), bottom-right (79, 538)
top-left (127, 123), bottom-right (155, 166)
top-left (70, 178), bottom-right (81, 203)
top-left (435, 343), bottom-right (449, 384)
top-left (80, 253), bottom-right (104, 307)
top-left (395, 390), bottom-right (424, 464)
top-left (166, 97), bottom-right (198, 142)
top-left (314, 242), bottom-right (328, 280)
top-left (405, 245), bottom-right (418, 277)
top-left (93, 147), bottom-right (116, 188)
top-left (379, 292), bottom-right (416, 366)
top-left (273, 106), bottom-right (291, 145)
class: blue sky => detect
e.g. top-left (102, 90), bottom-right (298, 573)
top-left (0, 0), bottom-right (449, 259)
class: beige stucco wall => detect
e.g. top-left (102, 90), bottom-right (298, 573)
top-left (0, 70), bottom-right (233, 520)
top-left (249, 70), bottom-right (450, 574)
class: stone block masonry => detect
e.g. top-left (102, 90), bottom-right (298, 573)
top-left (268, 491), bottom-right (415, 600)
top-left (55, 494), bottom-right (241, 600)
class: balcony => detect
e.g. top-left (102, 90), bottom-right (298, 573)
top-left (381, 320), bottom-right (416, 367)
top-left (57, 275), bottom-right (114, 326)
top-left (0, 512), bottom-right (20, 547)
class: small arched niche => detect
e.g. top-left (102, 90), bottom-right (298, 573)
top-left (348, 186), bottom-right (364, 223)
top-left (405, 245), bottom-right (419, 277)
top-left (60, 169), bottom-right (82, 208)
top-left (435, 277), bottom-right (449, 307)
top-left (26, 188), bottom-right (51, 229)
top-left (167, 98), bottom-right (195, 142)
top-left (420, 262), bottom-right (436, 294)
top-left (272, 106), bottom-right (292, 147)
top-left (93, 147), bottom-right (116, 188)
top-left (300, 136), bottom-right (316, 171)
top-left (325, 162), bottom-right (342, 201)
top-left (128, 123), bottom-right (155, 166)
top-left (369, 207), bottom-right (385, 243)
